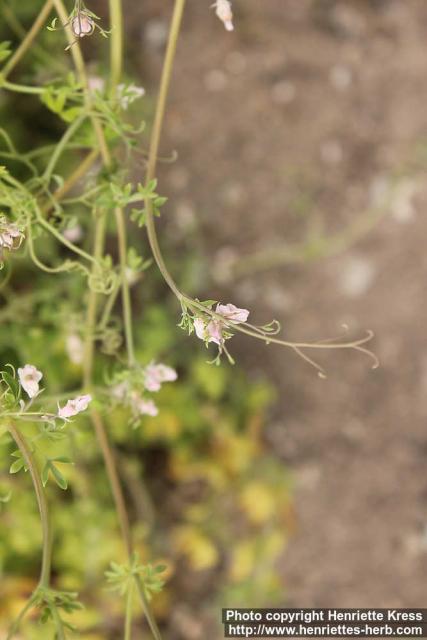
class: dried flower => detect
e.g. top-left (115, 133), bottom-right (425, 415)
top-left (213, 0), bottom-right (234, 31)
top-left (144, 362), bottom-right (178, 392)
top-left (0, 216), bottom-right (24, 258)
top-left (18, 364), bottom-right (43, 399)
top-left (58, 394), bottom-right (92, 420)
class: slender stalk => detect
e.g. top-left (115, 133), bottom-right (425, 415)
top-left (109, 0), bottom-right (123, 94)
top-left (82, 212), bottom-right (106, 387)
top-left (114, 205), bottom-right (135, 365)
top-left (43, 113), bottom-right (88, 183)
top-left (50, 148), bottom-right (99, 204)
top-left (7, 423), bottom-right (51, 587)
top-left (6, 593), bottom-right (38, 640)
top-left (90, 408), bottom-right (132, 554)
top-left (124, 582), bottom-right (134, 640)
top-left (1, 80), bottom-right (44, 94)
top-left (50, 605), bottom-right (66, 640)
top-left (144, 0), bottom-right (186, 300)
top-left (2, 0), bottom-right (54, 78)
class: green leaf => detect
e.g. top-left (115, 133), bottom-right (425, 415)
top-left (154, 564), bottom-right (167, 573)
top-left (0, 42), bottom-right (12, 63)
top-left (46, 18), bottom-right (58, 31)
top-left (50, 463), bottom-right (68, 490)
top-left (10, 458), bottom-right (25, 474)
top-left (51, 456), bottom-right (73, 464)
top-left (41, 462), bottom-right (50, 487)
top-left (1, 369), bottom-right (20, 400)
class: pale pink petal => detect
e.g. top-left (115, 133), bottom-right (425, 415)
top-left (216, 303), bottom-right (249, 324)
top-left (194, 317), bottom-right (208, 341)
top-left (58, 394), bottom-right (91, 419)
top-left (206, 319), bottom-right (223, 345)
top-left (18, 365), bottom-right (43, 399)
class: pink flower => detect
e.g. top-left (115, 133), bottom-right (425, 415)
top-left (194, 317), bottom-right (223, 345)
top-left (58, 394), bottom-right (92, 420)
top-left (144, 362), bottom-right (178, 392)
top-left (214, 0), bottom-right (234, 31)
top-left (216, 303), bottom-right (249, 324)
top-left (88, 76), bottom-right (105, 93)
top-left (194, 302), bottom-right (249, 346)
top-left (131, 394), bottom-right (158, 417)
top-left (72, 14), bottom-right (95, 37)
top-left (18, 365), bottom-right (43, 399)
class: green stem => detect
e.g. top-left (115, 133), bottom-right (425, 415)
top-left (109, 0), bottom-right (123, 94)
top-left (134, 575), bottom-right (162, 640)
top-left (124, 582), bottom-right (134, 640)
top-left (114, 206), bottom-right (135, 365)
top-left (145, 0), bottom-right (185, 300)
top-left (82, 212), bottom-right (106, 387)
top-left (1, 79), bottom-right (44, 94)
top-left (7, 423), bottom-right (52, 587)
top-left (2, 0), bottom-right (54, 78)
top-left (144, 0), bottom-right (186, 301)
top-left (6, 592), bottom-right (38, 640)
top-left (50, 604), bottom-right (66, 640)
top-left (43, 113), bottom-right (88, 183)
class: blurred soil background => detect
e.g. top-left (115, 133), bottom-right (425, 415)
top-left (131, 0), bottom-right (427, 607)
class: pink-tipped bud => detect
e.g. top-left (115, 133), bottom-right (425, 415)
top-left (72, 14), bottom-right (94, 38)
top-left (215, 0), bottom-right (234, 32)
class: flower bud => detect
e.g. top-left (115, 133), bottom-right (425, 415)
top-left (72, 14), bottom-right (94, 38)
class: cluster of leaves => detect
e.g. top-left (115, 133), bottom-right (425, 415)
top-left (106, 554), bottom-right (166, 599)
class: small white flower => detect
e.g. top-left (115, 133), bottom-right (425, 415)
top-left (58, 394), bottom-right (92, 420)
top-left (117, 84), bottom-right (145, 110)
top-left (213, 0), bottom-right (234, 31)
top-left (66, 334), bottom-right (84, 365)
top-left (144, 362), bottom-right (178, 392)
top-left (18, 364), bottom-right (43, 399)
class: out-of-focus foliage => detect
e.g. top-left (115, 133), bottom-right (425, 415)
top-left (0, 298), bottom-right (292, 636)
